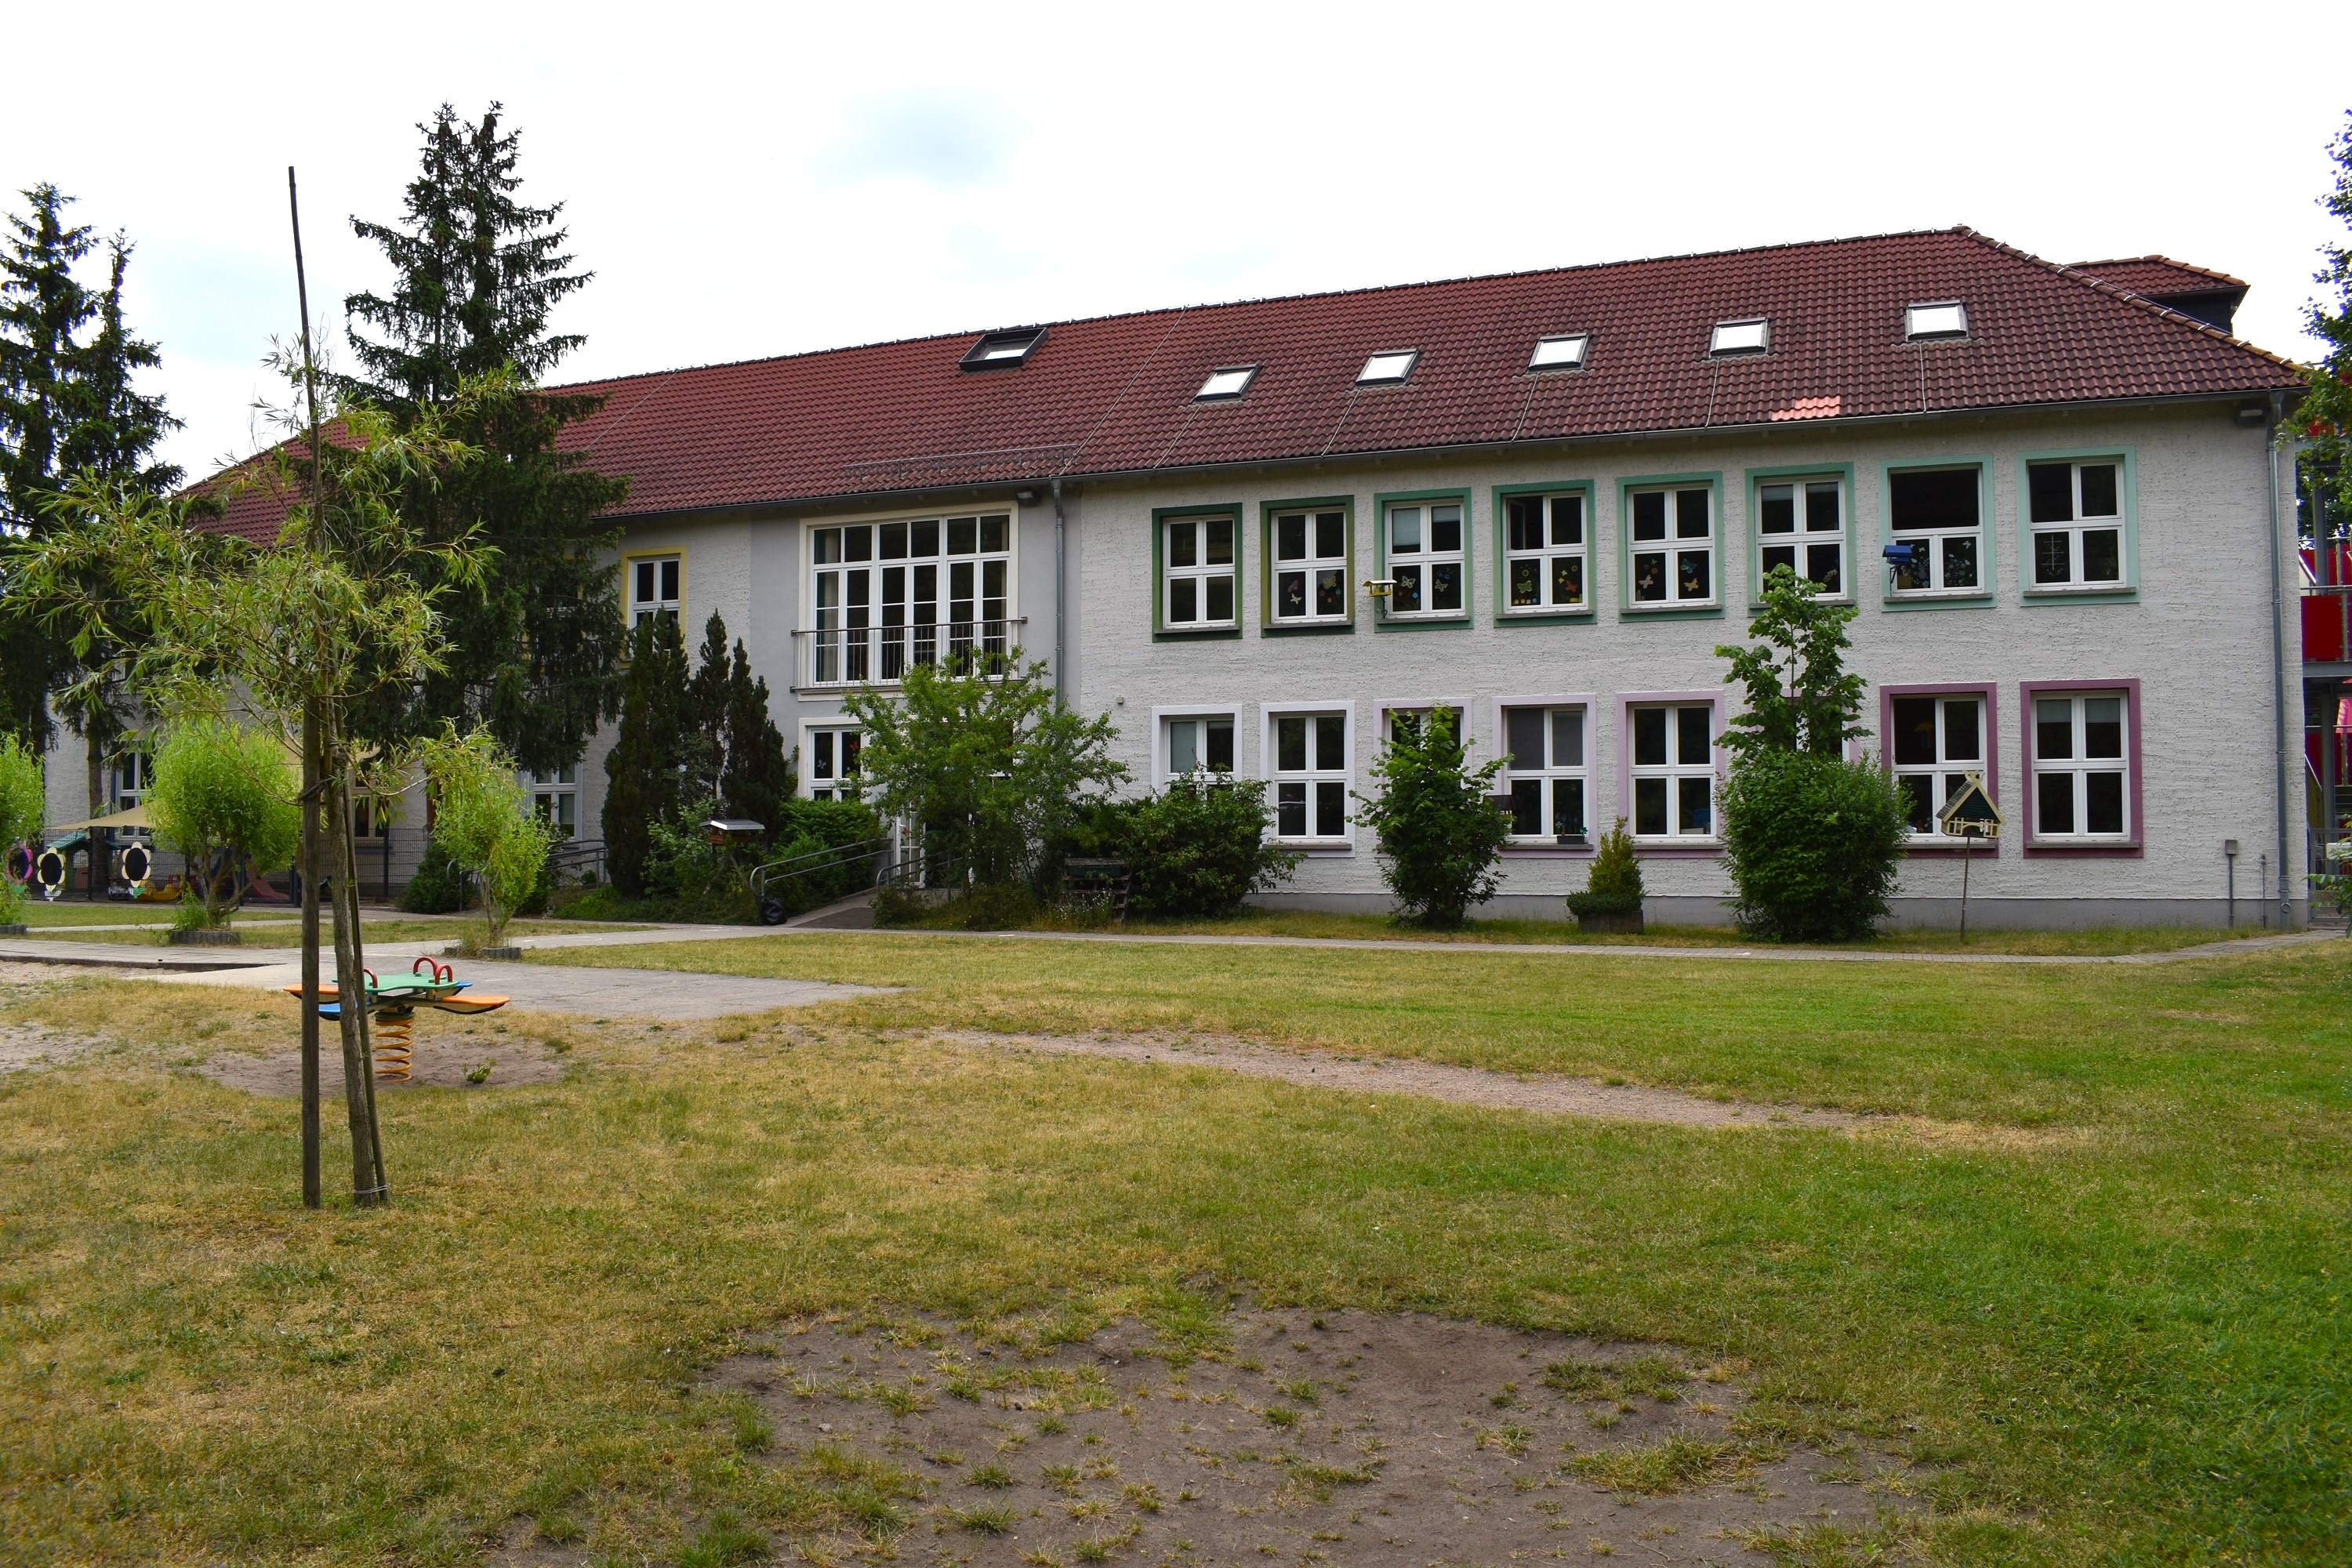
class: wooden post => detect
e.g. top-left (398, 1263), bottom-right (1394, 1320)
top-left (289, 165), bottom-right (327, 1210)
top-left (1958, 831), bottom-right (1972, 943)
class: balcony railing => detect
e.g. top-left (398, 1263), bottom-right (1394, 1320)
top-left (793, 617), bottom-right (1028, 688)
top-left (2307, 584), bottom-right (2352, 666)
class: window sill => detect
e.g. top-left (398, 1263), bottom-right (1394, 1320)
top-left (1261, 620), bottom-right (1356, 637)
top-left (2023, 839), bottom-right (2143, 858)
top-left (1882, 590), bottom-right (1994, 610)
top-left (1630, 838), bottom-right (1723, 855)
top-left (1153, 624), bottom-right (1242, 643)
top-left (1502, 842), bottom-right (1595, 857)
top-left (1374, 614), bottom-right (1471, 632)
top-left (1621, 602), bottom-right (1725, 619)
top-left (1749, 593), bottom-right (1853, 611)
top-left (1274, 840), bottom-right (1357, 857)
top-left (2023, 585), bottom-right (2136, 604)
top-left (1498, 608), bottom-right (1595, 625)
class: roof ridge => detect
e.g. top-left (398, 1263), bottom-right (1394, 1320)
top-left (543, 226), bottom-right (1976, 397)
top-left (1952, 228), bottom-right (2303, 378)
top-left (2070, 253), bottom-right (2250, 289)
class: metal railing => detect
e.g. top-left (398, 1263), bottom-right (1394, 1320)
top-left (547, 837), bottom-right (608, 887)
top-left (2306, 583), bottom-right (2352, 666)
top-left (793, 617), bottom-right (1027, 688)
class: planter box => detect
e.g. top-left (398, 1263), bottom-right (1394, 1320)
top-left (1571, 907), bottom-right (1645, 935)
top-left (477, 946), bottom-right (524, 962)
top-left (0, 924), bottom-right (25, 937)
top-left (168, 928), bottom-right (244, 946)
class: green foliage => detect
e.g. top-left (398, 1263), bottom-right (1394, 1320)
top-left (1713, 568), bottom-right (1903, 941)
top-left (683, 612), bottom-right (794, 832)
top-left (0, 734), bottom-right (42, 922)
top-left (1356, 705), bottom-right (1509, 928)
top-left (415, 724), bottom-right (557, 947)
top-left (601, 614), bottom-right (688, 896)
top-left (145, 719), bottom-right (300, 928)
top-left (1067, 779), bottom-right (1299, 918)
top-left (1566, 818), bottom-right (1644, 919)
top-left (842, 658), bottom-right (1124, 890)
top-left (2298, 111), bottom-right (2352, 520)
top-left (1715, 567), bottom-right (1867, 758)
top-left (397, 837), bottom-right (468, 914)
top-left (1719, 748), bottom-right (1911, 941)
top-left (757, 797), bottom-right (883, 919)
top-left (0, 184), bottom-right (179, 746)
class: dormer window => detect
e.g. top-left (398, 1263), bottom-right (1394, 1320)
top-left (1357, 350), bottom-right (1419, 384)
top-left (1709, 318), bottom-right (1769, 356)
top-left (960, 326), bottom-right (1047, 371)
top-left (1528, 334), bottom-right (1589, 371)
top-left (1196, 365), bottom-right (1258, 401)
top-left (1906, 301), bottom-right (1969, 340)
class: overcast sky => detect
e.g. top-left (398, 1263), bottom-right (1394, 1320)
top-left (5, 1), bottom-right (2346, 481)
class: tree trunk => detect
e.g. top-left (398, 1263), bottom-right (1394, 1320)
top-left (300, 701), bottom-right (321, 1209)
top-left (325, 768), bottom-right (387, 1204)
top-left (84, 727), bottom-right (103, 818)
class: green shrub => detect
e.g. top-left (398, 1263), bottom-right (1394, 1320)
top-left (146, 718), bottom-right (300, 928)
top-left (0, 735), bottom-right (42, 924)
top-left (1356, 706), bottom-right (1508, 928)
top-left (1068, 778), bottom-right (1298, 919)
top-left (415, 724), bottom-right (558, 948)
top-left (1566, 818), bottom-right (1644, 919)
top-left (874, 882), bottom-right (1039, 931)
top-left (398, 838), bottom-right (470, 913)
top-left (1719, 749), bottom-right (1910, 941)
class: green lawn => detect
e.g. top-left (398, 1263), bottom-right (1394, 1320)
top-left (13, 917), bottom-right (644, 949)
top-left (16, 902), bottom-right (299, 928)
top-left (0, 938), bottom-right (2346, 1564)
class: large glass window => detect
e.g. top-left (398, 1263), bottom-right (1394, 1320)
top-left (1888, 467), bottom-right (1984, 595)
top-left (1889, 695), bottom-right (1987, 839)
top-left (1271, 712), bottom-right (1348, 840)
top-left (1629, 487), bottom-right (1714, 607)
top-left (1759, 477), bottom-right (1845, 596)
top-left (525, 765), bottom-right (579, 840)
top-left (629, 555), bottom-right (681, 626)
top-left (2032, 693), bottom-right (2131, 840)
top-left (1165, 715), bottom-right (1236, 779)
top-left (1629, 703), bottom-right (1715, 839)
top-left (1163, 514), bottom-right (1236, 630)
top-left (1272, 508), bottom-right (1349, 623)
top-left (109, 751), bottom-right (153, 814)
top-left (1503, 706), bottom-right (1588, 843)
top-left (1504, 492), bottom-right (1586, 613)
top-left (1383, 499), bottom-right (1464, 618)
top-left (2027, 460), bottom-right (2124, 590)
top-left (810, 514), bottom-right (1011, 684)
top-left (807, 727), bottom-right (864, 802)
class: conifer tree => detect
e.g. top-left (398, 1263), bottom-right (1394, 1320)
top-left (720, 640), bottom-right (792, 833)
top-left (684, 611), bottom-right (732, 803)
top-left (343, 105), bottom-right (626, 776)
top-left (601, 613), bottom-right (688, 896)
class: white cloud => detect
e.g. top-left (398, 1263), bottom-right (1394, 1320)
top-left (2, 0), bottom-right (2343, 483)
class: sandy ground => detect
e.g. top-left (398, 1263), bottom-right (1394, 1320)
top-left (921, 1029), bottom-right (1859, 1133)
top-left (196, 1033), bottom-right (571, 1096)
top-left (680, 1308), bottom-right (1914, 1566)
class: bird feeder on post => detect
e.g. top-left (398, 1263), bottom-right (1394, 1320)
top-left (1936, 772), bottom-right (2003, 941)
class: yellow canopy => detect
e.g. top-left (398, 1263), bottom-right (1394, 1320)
top-left (51, 804), bottom-right (154, 833)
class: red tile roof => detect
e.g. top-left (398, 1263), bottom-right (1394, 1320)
top-left (2069, 255), bottom-right (2249, 298)
top-left (200, 227), bottom-right (2303, 539)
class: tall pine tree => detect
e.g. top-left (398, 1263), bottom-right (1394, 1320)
top-left (601, 613), bottom-right (688, 897)
top-left (0, 188), bottom-right (179, 751)
top-left (342, 104), bottom-right (628, 775)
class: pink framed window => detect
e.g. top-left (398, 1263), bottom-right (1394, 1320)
top-left (1879, 683), bottom-right (2001, 855)
top-left (2020, 680), bottom-right (2143, 855)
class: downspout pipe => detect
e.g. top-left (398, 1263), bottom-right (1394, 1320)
top-left (1051, 477), bottom-right (1068, 706)
top-left (2268, 391), bottom-right (2293, 928)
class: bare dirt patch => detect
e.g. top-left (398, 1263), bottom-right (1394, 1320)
top-left (920, 1029), bottom-right (1860, 1132)
top-left (197, 1032), bottom-right (570, 1096)
top-left (696, 1307), bottom-right (1915, 1566)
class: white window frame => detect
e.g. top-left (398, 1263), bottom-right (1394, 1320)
top-left (2030, 691), bottom-right (2132, 843)
top-left (1886, 693), bottom-right (1989, 842)
top-left (1625, 700), bottom-right (1719, 842)
top-left (1905, 301), bottom-right (1969, 340)
top-left (808, 510), bottom-right (1017, 686)
top-left (804, 724), bottom-right (866, 801)
top-left (1161, 513), bottom-right (1238, 631)
top-left (1886, 464), bottom-right (1988, 597)
top-left (1756, 475), bottom-right (1848, 601)
top-left (1196, 365), bottom-right (1257, 401)
top-left (1357, 350), bottom-right (1418, 384)
top-left (1710, 318), bottom-right (1769, 355)
top-left (1501, 490), bottom-right (1588, 615)
top-left (2027, 459), bottom-right (2125, 592)
top-left (627, 554), bottom-right (683, 627)
top-left (1498, 702), bottom-right (1591, 845)
top-left (1154, 707), bottom-right (1240, 786)
top-left (109, 751), bottom-right (153, 814)
top-left (1381, 498), bottom-right (1466, 620)
top-left (1627, 485), bottom-right (1716, 610)
top-left (524, 765), bottom-right (579, 840)
top-left (1528, 333), bottom-right (1589, 371)
top-left (1269, 506), bottom-right (1351, 626)
top-left (1262, 702), bottom-right (1353, 847)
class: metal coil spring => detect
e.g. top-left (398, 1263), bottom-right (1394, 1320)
top-left (374, 1011), bottom-right (415, 1082)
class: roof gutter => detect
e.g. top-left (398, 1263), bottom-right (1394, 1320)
top-left (2267, 390), bottom-right (2293, 928)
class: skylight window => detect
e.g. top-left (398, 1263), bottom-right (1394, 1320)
top-left (1709, 318), bottom-right (1770, 355)
top-left (1906, 301), bottom-right (1969, 340)
top-left (1196, 365), bottom-right (1258, 401)
top-left (1357, 350), bottom-right (1419, 384)
top-left (1528, 334), bottom-right (1590, 371)
top-left (960, 326), bottom-right (1047, 371)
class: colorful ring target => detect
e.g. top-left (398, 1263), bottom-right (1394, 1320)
top-left (3, 843), bottom-right (31, 883)
top-left (119, 841), bottom-right (153, 889)
top-left (34, 848), bottom-right (67, 893)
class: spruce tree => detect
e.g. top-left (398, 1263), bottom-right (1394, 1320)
top-left (684, 611), bottom-right (731, 804)
top-left (720, 640), bottom-right (793, 833)
top-left (601, 614), bottom-right (688, 897)
top-left (343, 105), bottom-right (627, 777)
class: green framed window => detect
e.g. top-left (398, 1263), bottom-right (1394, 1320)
top-left (1374, 488), bottom-right (1469, 625)
top-left (1879, 460), bottom-right (1993, 605)
top-left (1261, 497), bottom-right (1355, 631)
top-left (1494, 484), bottom-right (1593, 620)
top-left (2020, 449), bottom-right (2137, 600)
top-left (1619, 474), bottom-right (1722, 614)
top-left (1747, 465), bottom-right (1853, 602)
top-left (1152, 505), bottom-right (1243, 638)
